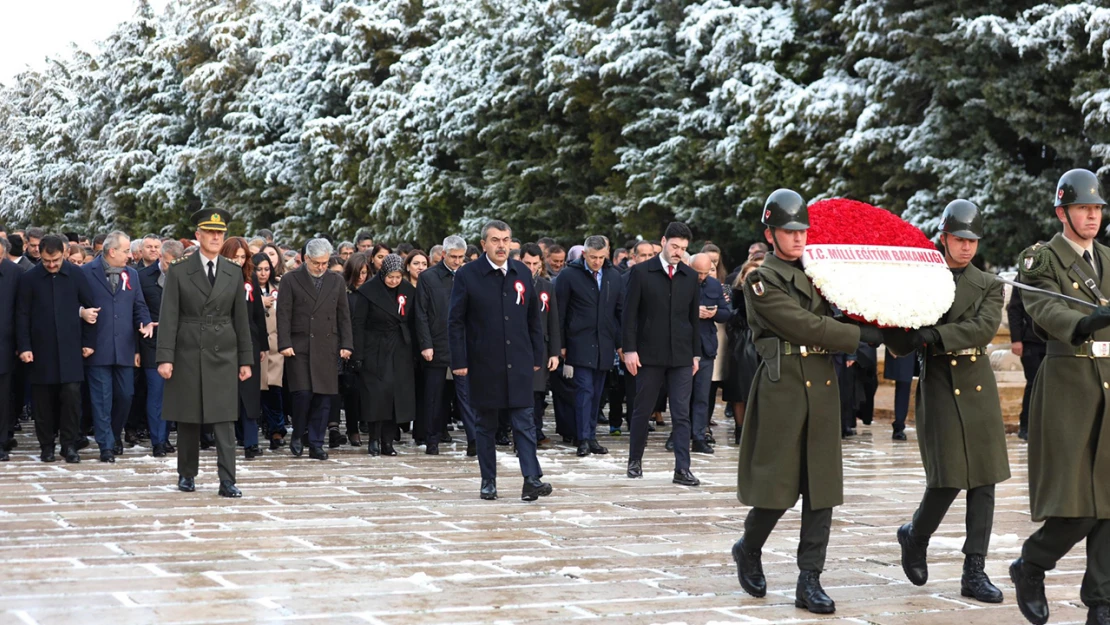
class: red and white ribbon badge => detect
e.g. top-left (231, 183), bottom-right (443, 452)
top-left (244, 282), bottom-right (254, 302)
top-left (120, 271), bottom-right (132, 291)
top-left (514, 281), bottom-right (525, 306)
top-left (540, 291), bottom-right (549, 312)
top-left (397, 294), bottom-right (407, 315)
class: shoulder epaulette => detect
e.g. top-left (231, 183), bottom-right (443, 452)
top-left (1018, 242), bottom-right (1053, 279)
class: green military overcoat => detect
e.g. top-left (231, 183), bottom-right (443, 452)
top-left (887, 264), bottom-right (1010, 490)
top-left (156, 252), bottom-right (254, 424)
top-left (737, 254), bottom-right (861, 511)
top-left (1020, 233), bottom-right (1110, 521)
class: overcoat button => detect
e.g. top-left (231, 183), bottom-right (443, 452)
top-left (802, 352), bottom-right (808, 358)
top-left (1104, 382), bottom-right (1109, 390)
top-left (507, 364), bottom-right (512, 369)
top-left (825, 380), bottom-right (831, 386)
top-left (805, 381), bottom-right (812, 388)
top-left (954, 389), bottom-right (961, 396)
top-left (976, 385), bottom-right (982, 392)
top-left (950, 360), bottom-right (958, 366)
top-left (1074, 282), bottom-right (1081, 289)
top-left (506, 340), bottom-right (511, 345)
top-left (970, 356), bottom-right (977, 362)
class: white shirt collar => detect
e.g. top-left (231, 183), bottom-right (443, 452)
top-left (487, 255), bottom-right (508, 273)
top-left (659, 254), bottom-right (675, 272)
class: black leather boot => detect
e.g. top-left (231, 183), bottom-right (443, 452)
top-left (795, 570), bottom-right (835, 614)
top-left (897, 522), bottom-right (929, 586)
top-left (730, 538), bottom-right (766, 598)
top-left (1009, 558), bottom-right (1049, 625)
top-left (961, 554), bottom-right (1002, 603)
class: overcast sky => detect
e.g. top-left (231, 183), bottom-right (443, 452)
top-left (0, 0), bottom-right (167, 83)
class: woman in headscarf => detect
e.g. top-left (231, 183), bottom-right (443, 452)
top-left (253, 252), bottom-right (286, 450)
top-left (350, 254), bottom-right (416, 456)
top-left (220, 237), bottom-right (267, 458)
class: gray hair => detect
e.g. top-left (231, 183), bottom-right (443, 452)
top-left (0, 236), bottom-right (9, 255)
top-left (584, 235), bottom-right (609, 251)
top-left (429, 244), bottom-right (444, 257)
top-left (480, 220), bottom-right (511, 241)
top-left (337, 240), bottom-right (355, 252)
top-left (305, 238), bottom-right (333, 259)
top-left (104, 231), bottom-right (131, 253)
top-left (161, 240), bottom-right (185, 260)
top-left (142, 233), bottom-right (160, 243)
top-left (442, 235), bottom-right (467, 252)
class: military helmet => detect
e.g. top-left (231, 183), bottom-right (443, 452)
top-left (1055, 169), bottom-right (1106, 208)
top-left (761, 189), bottom-right (809, 231)
top-left (939, 199), bottom-right (983, 240)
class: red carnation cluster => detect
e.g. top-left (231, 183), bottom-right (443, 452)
top-left (807, 199), bottom-right (935, 249)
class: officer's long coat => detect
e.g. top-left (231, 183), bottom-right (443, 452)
top-left (737, 254), bottom-right (861, 511)
top-left (888, 263), bottom-right (1010, 490)
top-left (1020, 233), bottom-right (1110, 521)
top-left (156, 253), bottom-right (253, 424)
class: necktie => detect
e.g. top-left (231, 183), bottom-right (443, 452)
top-left (1084, 250), bottom-right (1098, 278)
top-left (667, 265), bottom-right (674, 280)
top-left (207, 260), bottom-right (216, 286)
top-left (593, 270), bottom-right (601, 290)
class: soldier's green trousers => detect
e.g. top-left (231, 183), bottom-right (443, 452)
top-left (910, 485), bottom-right (995, 556)
top-left (177, 421), bottom-right (236, 483)
top-left (742, 457), bottom-right (832, 572)
top-left (1023, 518), bottom-right (1110, 607)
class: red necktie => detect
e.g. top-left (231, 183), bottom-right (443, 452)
top-left (667, 265), bottom-right (674, 280)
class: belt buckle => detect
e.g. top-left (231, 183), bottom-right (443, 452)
top-left (799, 345), bottom-right (808, 356)
top-left (206, 314), bottom-right (214, 326)
top-left (1092, 341), bottom-right (1110, 358)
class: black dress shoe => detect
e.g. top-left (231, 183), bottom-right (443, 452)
top-left (961, 554), bottom-right (1003, 603)
top-left (163, 442), bottom-right (175, 453)
top-left (309, 446), bottom-right (328, 460)
top-left (289, 440), bottom-right (304, 457)
top-left (178, 476), bottom-right (195, 492)
top-left (692, 440), bottom-right (715, 454)
top-left (440, 431), bottom-right (453, 443)
top-left (597, 415), bottom-right (609, 425)
top-left (480, 479), bottom-right (497, 500)
top-left (795, 570), bottom-right (835, 614)
top-left (705, 429), bottom-right (716, 445)
top-left (521, 476), bottom-right (552, 501)
top-left (425, 443), bottom-right (439, 455)
top-left (152, 443), bottom-right (167, 458)
top-left (349, 433), bottom-right (362, 447)
top-left (664, 435), bottom-right (675, 452)
top-left (897, 522), bottom-right (929, 586)
top-left (269, 436), bottom-right (283, 451)
top-left (1089, 605), bottom-right (1110, 625)
top-left (219, 480), bottom-right (242, 498)
top-left (74, 437), bottom-right (89, 451)
top-left (1010, 558), bottom-right (1049, 625)
top-left (99, 451), bottom-right (115, 463)
top-left (382, 443), bottom-right (398, 457)
top-left (647, 421), bottom-right (656, 432)
top-left (63, 447), bottom-right (80, 464)
top-left (0, 450), bottom-right (9, 461)
top-left (576, 441), bottom-right (590, 457)
top-left (40, 451), bottom-right (56, 463)
top-left (495, 432), bottom-right (511, 446)
top-left (672, 469), bottom-right (700, 486)
top-left (892, 430), bottom-right (907, 441)
top-left (734, 426), bottom-right (742, 445)
top-left (627, 459), bottom-right (643, 478)
top-left (368, 439), bottom-right (381, 456)
top-left (112, 440), bottom-right (124, 456)
top-left (3, 438), bottom-right (17, 452)
top-left (587, 439), bottom-right (608, 455)
top-left (731, 538), bottom-right (766, 597)
top-left (561, 435), bottom-right (574, 443)
top-left (466, 440), bottom-right (477, 457)
top-left (328, 429), bottom-right (347, 448)
top-left (1018, 429), bottom-right (1029, 441)
top-left (200, 434), bottom-right (213, 450)
top-left (244, 445), bottom-right (262, 459)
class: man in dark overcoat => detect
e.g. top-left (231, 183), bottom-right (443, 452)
top-left (138, 240), bottom-right (184, 457)
top-left (688, 253), bottom-right (731, 453)
top-left (520, 244), bottom-right (561, 442)
top-left (448, 220), bottom-right (552, 502)
top-left (157, 209), bottom-right (254, 497)
top-left (277, 238), bottom-right (353, 460)
top-left (731, 190), bottom-right (880, 615)
top-left (555, 235), bottom-right (621, 457)
top-left (1011, 169), bottom-right (1110, 625)
top-left (0, 236), bottom-right (20, 460)
top-left (885, 200), bottom-right (1009, 604)
top-left (15, 235), bottom-right (97, 463)
top-left (622, 222), bottom-right (702, 485)
top-left (83, 231), bottom-right (153, 461)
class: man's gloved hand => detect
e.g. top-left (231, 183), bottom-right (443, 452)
top-left (858, 325), bottom-right (884, 345)
top-left (1075, 306), bottom-right (1110, 340)
top-left (909, 327), bottom-right (941, 348)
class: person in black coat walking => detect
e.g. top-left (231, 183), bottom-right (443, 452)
top-left (688, 253), bottom-right (731, 453)
top-left (15, 235), bottom-right (97, 462)
top-left (351, 254), bottom-right (417, 457)
top-left (555, 236), bottom-right (621, 457)
top-left (521, 243), bottom-right (562, 442)
top-left (137, 240), bottom-right (185, 457)
top-left (448, 220), bottom-right (555, 502)
top-left (221, 238), bottom-right (268, 459)
top-left (622, 222), bottom-right (702, 486)
top-left (0, 237), bottom-right (22, 460)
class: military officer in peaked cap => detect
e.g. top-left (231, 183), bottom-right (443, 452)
top-left (156, 208), bottom-right (254, 497)
top-left (1011, 169), bottom-right (1110, 625)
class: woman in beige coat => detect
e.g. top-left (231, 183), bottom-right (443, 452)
top-left (254, 253), bottom-right (286, 450)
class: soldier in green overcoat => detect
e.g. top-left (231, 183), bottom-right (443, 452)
top-left (885, 200), bottom-right (1010, 604)
top-left (1010, 169), bottom-right (1110, 625)
top-left (156, 208), bottom-right (254, 498)
top-left (731, 189), bottom-right (883, 616)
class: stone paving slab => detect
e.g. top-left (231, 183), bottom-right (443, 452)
top-left (0, 417), bottom-right (1090, 624)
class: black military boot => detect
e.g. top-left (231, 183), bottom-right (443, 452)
top-left (1087, 604), bottom-right (1109, 625)
top-left (1010, 558), bottom-right (1049, 625)
top-left (961, 554), bottom-right (1003, 603)
top-left (897, 522), bottom-right (929, 586)
top-left (795, 570), bottom-right (835, 614)
top-left (730, 538), bottom-right (766, 598)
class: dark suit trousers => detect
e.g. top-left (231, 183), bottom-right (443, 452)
top-left (690, 358), bottom-right (714, 441)
top-left (911, 485), bottom-right (995, 556)
top-left (573, 367), bottom-right (607, 441)
top-left (742, 451), bottom-right (832, 572)
top-left (0, 372), bottom-right (11, 448)
top-left (177, 421), bottom-right (235, 483)
top-left (550, 367), bottom-right (576, 438)
top-left (31, 383), bottom-right (81, 452)
top-left (893, 380), bottom-right (911, 432)
top-left (1019, 343), bottom-right (1046, 432)
top-left (291, 391), bottom-right (330, 449)
top-left (630, 365), bottom-right (693, 470)
top-left (475, 407), bottom-right (540, 481)
top-left (86, 365), bottom-right (134, 451)
top-left (451, 374), bottom-right (478, 443)
top-left (606, 367), bottom-right (627, 430)
top-left (533, 391), bottom-right (547, 435)
top-left (423, 367), bottom-right (450, 445)
top-left (1023, 518), bottom-right (1110, 606)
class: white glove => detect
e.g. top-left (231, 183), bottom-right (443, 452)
top-left (562, 364), bottom-right (574, 379)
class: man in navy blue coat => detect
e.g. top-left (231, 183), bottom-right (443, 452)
top-left (0, 237), bottom-right (21, 461)
top-left (688, 253), bottom-right (731, 454)
top-left (83, 231), bottom-right (154, 462)
top-left (15, 235), bottom-right (97, 462)
top-left (555, 235), bottom-right (622, 457)
top-left (449, 220), bottom-right (553, 502)
top-left (138, 241), bottom-right (185, 457)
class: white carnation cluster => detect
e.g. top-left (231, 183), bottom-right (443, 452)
top-left (804, 259), bottom-right (955, 329)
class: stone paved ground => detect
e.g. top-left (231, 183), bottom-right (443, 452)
top-left (0, 415), bottom-right (1089, 625)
